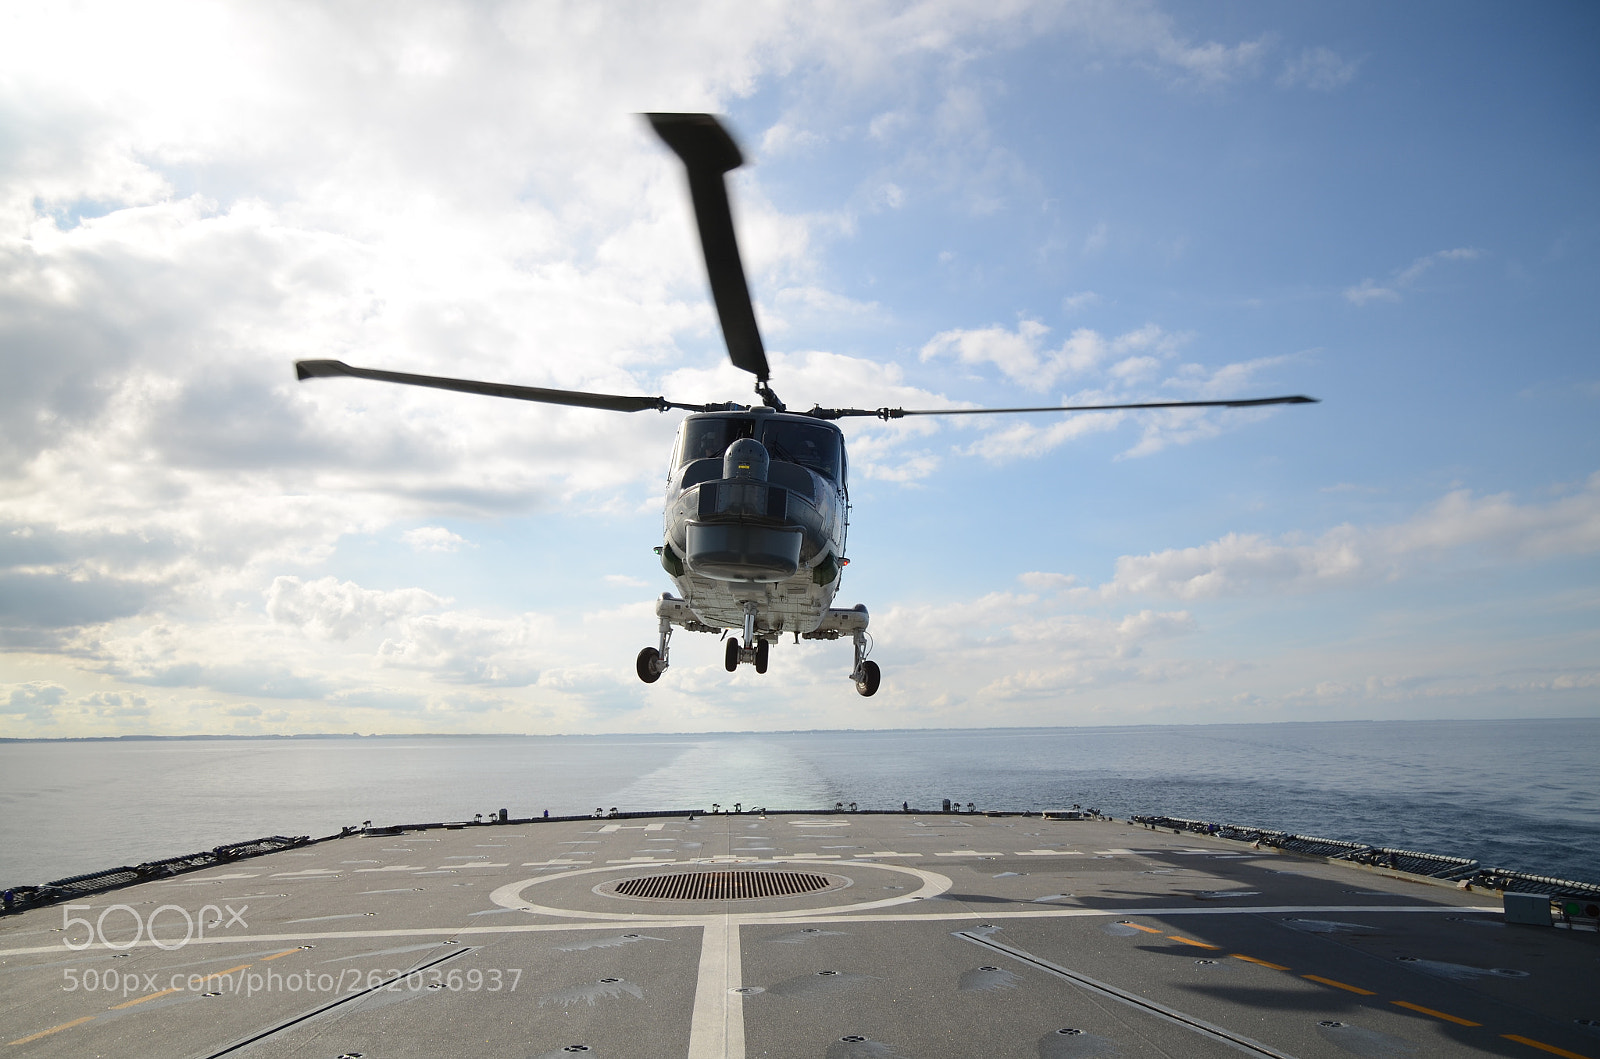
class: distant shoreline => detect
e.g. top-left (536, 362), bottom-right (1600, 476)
top-left (1, 716), bottom-right (1592, 743)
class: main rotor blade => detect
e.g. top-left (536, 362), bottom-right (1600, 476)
top-left (295, 359), bottom-right (707, 414)
top-left (804, 394), bottom-right (1320, 421)
top-left (646, 113), bottom-right (770, 382)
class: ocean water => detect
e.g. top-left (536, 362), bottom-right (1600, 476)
top-left (1, 718), bottom-right (1596, 887)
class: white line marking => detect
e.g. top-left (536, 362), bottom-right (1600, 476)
top-left (0, 905), bottom-right (1498, 958)
top-left (687, 917), bottom-right (744, 1059)
top-left (958, 931), bottom-right (1300, 1058)
top-left (520, 859), bottom-right (591, 866)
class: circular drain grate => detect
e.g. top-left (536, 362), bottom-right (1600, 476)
top-left (609, 869), bottom-right (835, 901)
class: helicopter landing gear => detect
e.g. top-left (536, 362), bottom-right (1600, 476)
top-left (636, 616), bottom-right (672, 683)
top-left (850, 629), bottom-right (879, 696)
top-left (725, 636), bottom-right (770, 672)
top-left (724, 602), bottom-right (771, 673)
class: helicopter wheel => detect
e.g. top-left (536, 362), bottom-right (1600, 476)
top-left (636, 647), bottom-right (662, 683)
top-left (724, 637), bottom-right (740, 673)
top-left (854, 660), bottom-right (880, 697)
top-left (754, 638), bottom-right (769, 674)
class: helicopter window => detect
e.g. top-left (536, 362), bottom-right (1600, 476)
top-left (762, 421), bottom-right (843, 482)
top-left (677, 418), bottom-right (755, 467)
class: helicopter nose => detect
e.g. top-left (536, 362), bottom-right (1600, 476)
top-left (723, 437), bottom-right (769, 481)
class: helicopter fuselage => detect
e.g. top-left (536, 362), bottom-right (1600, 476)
top-left (658, 408), bottom-right (851, 638)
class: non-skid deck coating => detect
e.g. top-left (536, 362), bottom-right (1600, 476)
top-left (1, 814), bottom-right (1595, 1059)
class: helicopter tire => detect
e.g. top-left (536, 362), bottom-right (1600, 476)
top-left (636, 647), bottom-right (662, 683)
top-left (754, 638), bottom-right (769, 674)
top-left (854, 660), bottom-right (881, 697)
top-left (724, 637), bottom-right (740, 672)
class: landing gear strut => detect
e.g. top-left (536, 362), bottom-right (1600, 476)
top-left (850, 629), bottom-right (880, 697)
top-left (724, 601), bottom-right (771, 674)
top-left (636, 616), bottom-right (672, 683)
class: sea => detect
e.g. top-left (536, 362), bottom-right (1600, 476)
top-left (2, 718), bottom-right (1597, 888)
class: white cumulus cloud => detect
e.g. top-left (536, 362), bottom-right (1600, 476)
top-left (266, 576), bottom-right (445, 640)
top-left (402, 527), bottom-right (467, 552)
top-left (1103, 473), bottom-right (1600, 600)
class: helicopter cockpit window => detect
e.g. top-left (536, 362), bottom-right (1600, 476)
top-left (762, 421), bottom-right (843, 482)
top-left (677, 417), bottom-right (755, 467)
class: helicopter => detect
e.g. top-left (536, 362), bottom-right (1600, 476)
top-left (296, 113), bottom-right (1316, 697)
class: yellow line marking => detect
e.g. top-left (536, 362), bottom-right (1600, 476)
top-left (1124, 922), bottom-right (1164, 934)
top-left (7, 1016), bottom-right (96, 1046)
top-left (1392, 1000), bottom-right (1481, 1026)
top-left (261, 948), bottom-right (301, 961)
top-left (205, 963), bottom-right (253, 979)
top-left (1303, 974), bottom-right (1376, 995)
top-left (1232, 953), bottom-right (1291, 970)
top-left (1501, 1035), bottom-right (1594, 1059)
top-left (1168, 935), bottom-right (1222, 949)
top-left (111, 988), bottom-right (181, 1009)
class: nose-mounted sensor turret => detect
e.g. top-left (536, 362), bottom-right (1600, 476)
top-left (723, 437), bottom-right (769, 481)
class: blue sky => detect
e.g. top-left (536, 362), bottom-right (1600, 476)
top-left (1, 1), bottom-right (1596, 735)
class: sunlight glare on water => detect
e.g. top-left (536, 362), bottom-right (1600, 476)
top-left (606, 738), bottom-right (834, 810)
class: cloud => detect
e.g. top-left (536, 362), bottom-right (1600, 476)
top-left (1018, 571), bottom-right (1077, 590)
top-left (1343, 278), bottom-right (1401, 306)
top-left (77, 690), bottom-right (152, 720)
top-left (378, 611), bottom-right (554, 686)
top-left (0, 570), bottom-right (159, 631)
top-left (1345, 247), bottom-right (1484, 305)
top-left (105, 659), bottom-right (332, 700)
top-left (768, 285), bottom-right (883, 332)
top-left (3, 681), bottom-right (67, 720)
top-left (328, 688), bottom-right (428, 713)
top-left (266, 576), bottom-right (445, 640)
top-left (872, 593), bottom-right (1202, 707)
top-left (1277, 46), bottom-right (1360, 91)
top-left (1082, 221), bottom-right (1109, 256)
top-left (1103, 473), bottom-right (1600, 600)
top-left (402, 526), bottom-right (468, 552)
top-left (922, 330), bottom-right (1297, 463)
top-left (1395, 247), bottom-right (1483, 285)
top-left (920, 320), bottom-right (1187, 392)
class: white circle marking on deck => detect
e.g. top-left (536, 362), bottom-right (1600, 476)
top-left (488, 858), bottom-right (951, 921)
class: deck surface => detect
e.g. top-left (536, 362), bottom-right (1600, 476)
top-left (2, 813), bottom-right (1595, 1059)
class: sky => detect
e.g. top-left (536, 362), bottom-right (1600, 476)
top-left (1, 1), bottom-right (1596, 737)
